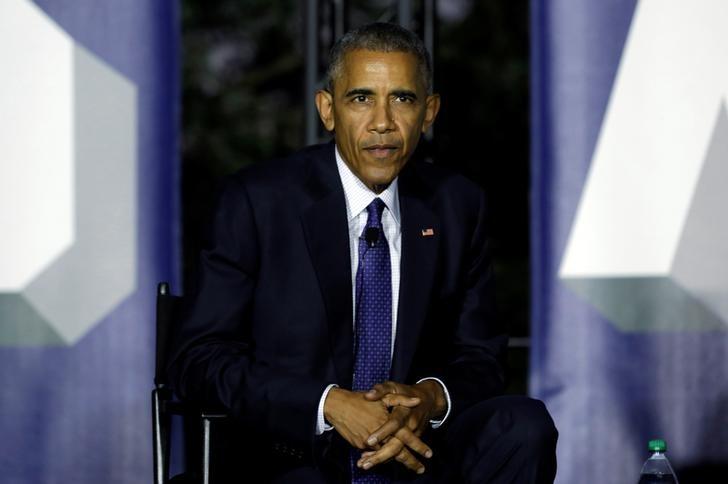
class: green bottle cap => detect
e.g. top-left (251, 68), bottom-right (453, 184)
top-left (648, 439), bottom-right (667, 452)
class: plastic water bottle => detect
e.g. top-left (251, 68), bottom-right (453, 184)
top-left (638, 439), bottom-right (679, 483)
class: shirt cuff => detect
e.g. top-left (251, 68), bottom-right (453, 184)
top-left (416, 377), bottom-right (452, 429)
top-left (315, 383), bottom-right (338, 435)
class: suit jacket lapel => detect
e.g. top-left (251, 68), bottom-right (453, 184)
top-left (391, 163), bottom-right (440, 382)
top-left (299, 147), bottom-right (439, 387)
top-left (300, 145), bottom-right (354, 388)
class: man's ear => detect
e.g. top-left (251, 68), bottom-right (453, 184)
top-left (315, 90), bottom-right (335, 132)
top-left (421, 93), bottom-right (441, 133)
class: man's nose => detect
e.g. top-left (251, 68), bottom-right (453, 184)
top-left (369, 101), bottom-right (395, 133)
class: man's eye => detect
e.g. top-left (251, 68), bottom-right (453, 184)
top-left (353, 95), bottom-right (368, 103)
top-left (395, 95), bottom-right (413, 103)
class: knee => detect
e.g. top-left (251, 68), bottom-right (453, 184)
top-left (505, 397), bottom-right (558, 449)
top-left (461, 395), bottom-right (558, 449)
top-left (444, 397), bottom-right (558, 483)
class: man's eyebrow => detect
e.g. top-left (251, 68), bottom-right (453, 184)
top-left (391, 89), bottom-right (418, 100)
top-left (344, 88), bottom-right (374, 97)
top-left (343, 88), bottom-right (419, 100)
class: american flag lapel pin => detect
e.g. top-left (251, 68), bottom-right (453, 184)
top-left (421, 228), bottom-right (435, 237)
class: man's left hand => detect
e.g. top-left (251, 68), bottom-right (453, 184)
top-left (356, 380), bottom-right (447, 472)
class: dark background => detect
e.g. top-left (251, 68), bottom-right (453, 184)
top-left (180, 0), bottom-right (530, 392)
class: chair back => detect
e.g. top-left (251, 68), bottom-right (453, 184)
top-left (154, 282), bottom-right (182, 387)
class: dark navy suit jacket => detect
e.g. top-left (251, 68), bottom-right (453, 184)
top-left (168, 142), bottom-right (507, 462)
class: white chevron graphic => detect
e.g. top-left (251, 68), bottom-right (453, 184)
top-left (559, 0), bottom-right (728, 330)
top-left (0, 0), bottom-right (138, 345)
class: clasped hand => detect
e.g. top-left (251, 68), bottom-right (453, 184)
top-left (324, 380), bottom-right (446, 474)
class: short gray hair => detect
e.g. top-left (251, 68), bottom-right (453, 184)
top-left (326, 22), bottom-right (433, 94)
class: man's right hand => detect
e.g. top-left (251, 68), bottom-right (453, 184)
top-left (323, 387), bottom-right (429, 473)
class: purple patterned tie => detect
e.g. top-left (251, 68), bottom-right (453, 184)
top-left (351, 198), bottom-right (391, 484)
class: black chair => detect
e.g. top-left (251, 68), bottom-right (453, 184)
top-left (152, 282), bottom-right (227, 484)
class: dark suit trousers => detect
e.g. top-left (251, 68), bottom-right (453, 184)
top-left (267, 395), bottom-right (558, 484)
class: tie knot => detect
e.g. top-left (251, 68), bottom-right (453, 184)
top-left (366, 198), bottom-right (386, 228)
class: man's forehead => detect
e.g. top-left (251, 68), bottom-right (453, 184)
top-left (337, 49), bottom-right (423, 89)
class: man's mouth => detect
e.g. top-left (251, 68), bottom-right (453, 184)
top-left (363, 144), bottom-right (399, 159)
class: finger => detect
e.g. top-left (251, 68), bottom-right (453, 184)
top-left (359, 450), bottom-right (376, 460)
top-left (359, 437), bottom-right (404, 469)
top-left (366, 416), bottom-right (403, 446)
top-left (364, 382), bottom-right (396, 401)
top-left (366, 406), bottom-right (410, 446)
top-left (363, 384), bottom-right (385, 400)
top-left (395, 427), bottom-right (433, 459)
top-left (359, 439), bottom-right (427, 475)
top-left (393, 447), bottom-right (426, 474)
top-left (381, 394), bottom-right (420, 408)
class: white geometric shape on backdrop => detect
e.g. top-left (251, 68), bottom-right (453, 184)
top-left (559, 0), bottom-right (728, 331)
top-left (0, 0), bottom-right (75, 291)
top-left (0, 0), bottom-right (138, 345)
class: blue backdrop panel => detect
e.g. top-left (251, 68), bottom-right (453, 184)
top-left (531, 1), bottom-right (728, 483)
top-left (0, 1), bottom-right (178, 482)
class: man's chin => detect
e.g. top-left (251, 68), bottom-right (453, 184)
top-left (361, 172), bottom-right (400, 192)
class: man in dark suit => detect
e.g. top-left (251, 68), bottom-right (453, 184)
top-left (169, 22), bottom-right (557, 483)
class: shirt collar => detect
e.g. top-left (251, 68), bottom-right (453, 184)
top-left (335, 145), bottom-right (401, 225)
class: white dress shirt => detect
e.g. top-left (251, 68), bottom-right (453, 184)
top-left (315, 147), bottom-right (451, 434)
